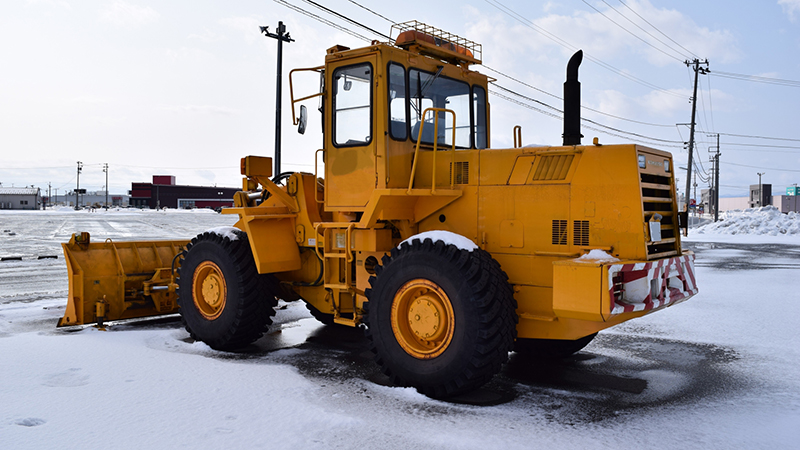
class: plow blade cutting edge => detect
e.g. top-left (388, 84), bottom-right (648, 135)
top-left (59, 232), bottom-right (189, 327)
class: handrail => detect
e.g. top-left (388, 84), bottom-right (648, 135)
top-left (513, 125), bottom-right (522, 148)
top-left (312, 222), bottom-right (357, 262)
top-left (314, 149), bottom-right (324, 204)
top-left (407, 107), bottom-right (457, 194)
top-left (289, 66), bottom-right (324, 126)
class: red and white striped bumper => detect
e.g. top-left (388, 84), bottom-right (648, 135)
top-left (608, 253), bottom-right (698, 315)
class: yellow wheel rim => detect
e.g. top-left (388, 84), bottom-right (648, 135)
top-left (390, 279), bottom-right (455, 359)
top-left (192, 261), bottom-right (227, 320)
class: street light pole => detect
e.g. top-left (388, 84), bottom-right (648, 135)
top-left (757, 172), bottom-right (765, 207)
top-left (76, 161), bottom-right (83, 208)
top-left (261, 21), bottom-right (295, 179)
top-left (103, 163), bottom-right (109, 208)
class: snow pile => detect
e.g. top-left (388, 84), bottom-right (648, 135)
top-left (695, 206), bottom-right (800, 236)
top-left (399, 230), bottom-right (478, 251)
top-left (576, 249), bottom-right (620, 263)
top-left (206, 226), bottom-right (240, 241)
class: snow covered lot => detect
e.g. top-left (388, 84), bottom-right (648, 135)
top-left (1, 208), bottom-right (799, 449)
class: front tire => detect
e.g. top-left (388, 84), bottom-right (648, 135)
top-left (365, 238), bottom-right (517, 398)
top-left (177, 230), bottom-right (277, 350)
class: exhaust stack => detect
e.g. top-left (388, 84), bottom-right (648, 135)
top-left (563, 50), bottom-right (583, 146)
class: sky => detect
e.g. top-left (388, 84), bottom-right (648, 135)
top-left (1, 0), bottom-right (799, 200)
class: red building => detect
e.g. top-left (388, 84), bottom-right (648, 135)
top-left (129, 175), bottom-right (239, 209)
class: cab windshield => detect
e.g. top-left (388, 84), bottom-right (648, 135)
top-left (388, 64), bottom-right (487, 149)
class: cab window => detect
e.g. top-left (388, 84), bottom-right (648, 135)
top-left (388, 63), bottom-right (407, 140)
top-left (409, 69), bottom-right (471, 148)
top-left (332, 63), bottom-right (372, 147)
top-left (473, 85), bottom-right (488, 149)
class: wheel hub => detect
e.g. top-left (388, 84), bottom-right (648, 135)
top-left (391, 279), bottom-right (454, 359)
top-left (192, 261), bottom-right (227, 320)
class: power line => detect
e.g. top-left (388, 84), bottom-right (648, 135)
top-left (710, 70), bottom-right (800, 87)
top-left (722, 142), bottom-right (800, 150)
top-left (720, 160), bottom-right (800, 173)
top-left (345, 1), bottom-right (685, 130)
top-left (716, 147), bottom-right (800, 154)
top-left (483, 0), bottom-right (686, 98)
top-left (300, 0), bottom-right (391, 40)
top-left (491, 84), bottom-right (684, 147)
top-left (348, 0), bottom-right (396, 25)
top-left (601, 0), bottom-right (692, 60)
top-left (581, 0), bottom-right (685, 63)
top-left (617, 0), bottom-right (699, 59)
top-left (717, 132), bottom-right (800, 142)
top-left (481, 64), bottom-right (676, 128)
top-left (271, 0), bottom-right (372, 42)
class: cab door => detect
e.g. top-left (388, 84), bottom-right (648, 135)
top-left (325, 58), bottom-right (377, 210)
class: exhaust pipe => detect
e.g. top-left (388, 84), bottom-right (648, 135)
top-left (563, 50), bottom-right (583, 146)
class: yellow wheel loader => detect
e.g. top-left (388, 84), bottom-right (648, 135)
top-left (60, 21), bottom-right (698, 398)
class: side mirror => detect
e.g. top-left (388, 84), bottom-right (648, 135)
top-left (298, 104), bottom-right (307, 135)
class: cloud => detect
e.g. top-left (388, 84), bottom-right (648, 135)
top-left (219, 16), bottom-right (263, 44)
top-left (188, 29), bottom-right (227, 44)
top-left (160, 105), bottom-right (239, 116)
top-left (779, 0), bottom-right (800, 22)
top-left (25, 0), bottom-right (70, 9)
top-left (466, 1), bottom-right (740, 67)
top-left (69, 95), bottom-right (111, 104)
top-left (99, 1), bottom-right (160, 28)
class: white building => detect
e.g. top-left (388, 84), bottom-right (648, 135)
top-left (0, 187), bottom-right (41, 210)
top-left (48, 190), bottom-right (130, 207)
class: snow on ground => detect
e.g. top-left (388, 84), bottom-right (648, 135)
top-left (1, 208), bottom-right (800, 449)
top-left (695, 206), bottom-right (800, 236)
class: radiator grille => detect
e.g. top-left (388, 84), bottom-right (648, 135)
top-left (532, 155), bottom-right (574, 181)
top-left (573, 220), bottom-right (589, 246)
top-left (552, 220), bottom-right (567, 245)
top-left (641, 172), bottom-right (678, 259)
top-left (449, 161), bottom-right (469, 184)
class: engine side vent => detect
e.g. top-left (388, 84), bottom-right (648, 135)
top-left (552, 220), bottom-right (567, 245)
top-left (449, 161), bottom-right (469, 184)
top-left (573, 220), bottom-right (589, 246)
top-left (532, 155), bottom-right (574, 181)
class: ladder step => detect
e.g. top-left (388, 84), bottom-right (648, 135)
top-left (333, 316), bottom-right (358, 327)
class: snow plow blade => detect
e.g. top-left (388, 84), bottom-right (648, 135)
top-left (58, 232), bottom-right (189, 327)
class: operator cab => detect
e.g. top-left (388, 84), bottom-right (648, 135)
top-left (293, 21), bottom-right (490, 210)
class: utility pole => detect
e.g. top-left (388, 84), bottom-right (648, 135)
top-left (47, 182), bottom-right (51, 208)
top-left (693, 172), bottom-right (698, 221)
top-left (76, 161), bottom-right (83, 208)
top-left (261, 21), bottom-right (294, 179)
top-left (683, 58), bottom-right (709, 235)
top-left (103, 163), bottom-right (109, 208)
top-left (707, 133), bottom-right (721, 222)
top-left (757, 172), bottom-right (765, 207)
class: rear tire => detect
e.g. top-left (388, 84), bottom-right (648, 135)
top-left (365, 238), bottom-right (517, 398)
top-left (514, 333), bottom-right (597, 359)
top-left (177, 230), bottom-right (277, 350)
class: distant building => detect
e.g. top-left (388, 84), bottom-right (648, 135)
top-left (47, 190), bottom-right (130, 207)
top-left (0, 187), bottom-right (41, 210)
top-left (719, 196), bottom-right (750, 212)
top-left (129, 175), bottom-right (239, 209)
top-left (749, 184), bottom-right (772, 208)
top-left (775, 195), bottom-right (800, 213)
top-left (700, 188), bottom-right (717, 215)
